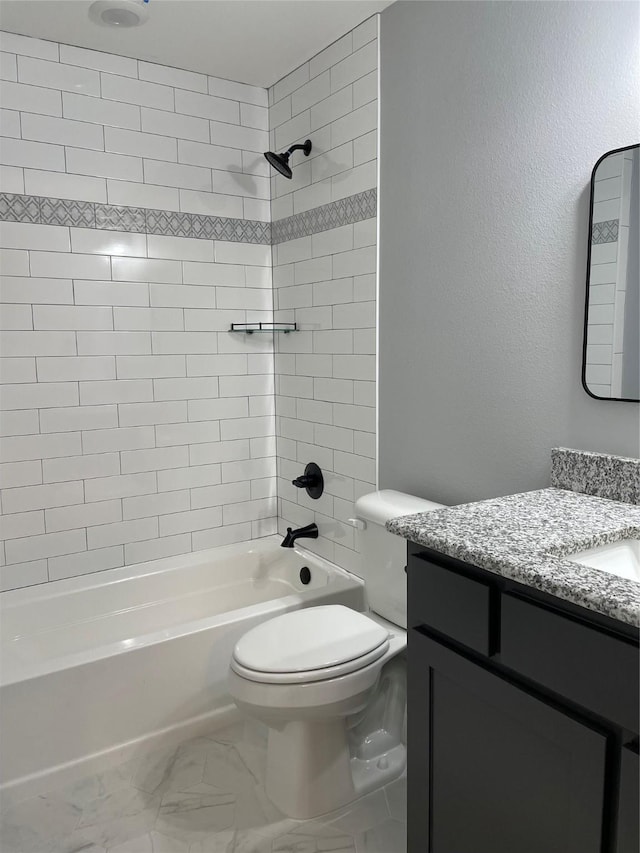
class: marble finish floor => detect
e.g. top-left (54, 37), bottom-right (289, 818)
top-left (0, 720), bottom-right (406, 853)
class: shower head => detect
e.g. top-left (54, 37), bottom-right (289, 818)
top-left (264, 139), bottom-right (312, 179)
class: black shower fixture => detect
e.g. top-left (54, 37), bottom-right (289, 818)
top-left (264, 139), bottom-right (312, 179)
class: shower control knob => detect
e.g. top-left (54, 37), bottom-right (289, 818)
top-left (291, 462), bottom-right (324, 500)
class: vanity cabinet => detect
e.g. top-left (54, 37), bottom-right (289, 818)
top-left (407, 544), bottom-right (640, 853)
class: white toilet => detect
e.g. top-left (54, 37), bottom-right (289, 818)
top-left (227, 490), bottom-right (443, 819)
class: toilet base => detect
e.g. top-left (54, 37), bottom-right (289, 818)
top-left (265, 719), bottom-right (406, 820)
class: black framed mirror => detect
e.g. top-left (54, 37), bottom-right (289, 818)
top-left (582, 143), bottom-right (639, 402)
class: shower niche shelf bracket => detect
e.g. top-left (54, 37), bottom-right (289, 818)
top-left (229, 322), bottom-right (298, 335)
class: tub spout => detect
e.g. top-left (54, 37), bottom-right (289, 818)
top-left (281, 523), bottom-right (319, 548)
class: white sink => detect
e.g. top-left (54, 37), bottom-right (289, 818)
top-left (569, 539), bottom-right (640, 583)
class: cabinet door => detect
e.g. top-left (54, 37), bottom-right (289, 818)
top-left (616, 743), bottom-right (639, 853)
top-left (408, 631), bottom-right (608, 853)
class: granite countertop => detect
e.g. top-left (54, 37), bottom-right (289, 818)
top-left (387, 488), bottom-right (640, 627)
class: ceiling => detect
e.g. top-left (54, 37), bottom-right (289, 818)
top-left (0, 0), bottom-right (393, 88)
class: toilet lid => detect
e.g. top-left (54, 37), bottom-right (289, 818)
top-left (232, 605), bottom-right (390, 679)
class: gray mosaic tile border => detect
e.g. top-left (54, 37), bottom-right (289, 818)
top-left (0, 193), bottom-right (271, 244)
top-left (551, 447), bottom-right (640, 505)
top-left (592, 219), bottom-right (619, 244)
top-left (271, 188), bottom-right (377, 244)
top-left (0, 189), bottom-right (377, 245)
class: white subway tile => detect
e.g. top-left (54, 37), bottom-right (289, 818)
top-left (275, 111), bottom-right (311, 151)
top-left (0, 164), bottom-right (24, 194)
top-left (82, 425), bottom-right (155, 453)
top-left (33, 305), bottom-right (113, 331)
top-left (24, 170), bottom-right (107, 203)
top-left (159, 506), bottom-right (222, 536)
top-left (105, 126), bottom-right (177, 161)
top-left (0, 303), bottom-right (31, 329)
top-left (153, 376), bottom-right (218, 400)
top-left (293, 179), bottom-right (332, 214)
top-left (141, 107), bottom-right (209, 143)
top-left (124, 534), bottom-right (190, 565)
top-left (6, 528), bottom-right (86, 564)
top-left (187, 354), bottom-right (247, 376)
top-left (41, 404), bottom-right (117, 433)
top-left (0, 408), bottom-right (39, 436)
top-left (0, 32), bottom-right (59, 60)
top-left (157, 463), bottom-right (221, 492)
top-left (192, 522), bottom-right (251, 551)
top-left (221, 456), bottom-right (275, 483)
top-left (120, 445), bottom-right (188, 473)
top-left (353, 15), bottom-right (378, 50)
top-left (223, 496), bottom-right (276, 525)
top-left (150, 331), bottom-right (216, 354)
top-left (2, 480), bottom-right (83, 514)
top-left (208, 77), bottom-right (266, 106)
top-left (43, 452), bottom-right (120, 484)
top-left (333, 300), bottom-right (375, 329)
top-left (215, 241), bottom-right (271, 267)
top-left (1, 381), bottom-right (78, 409)
top-left (213, 169), bottom-right (269, 199)
top-left (314, 377), bottom-right (353, 403)
top-left (154, 420), bottom-right (220, 447)
top-left (0, 357), bottom-right (35, 384)
top-left (21, 112), bottom-right (104, 149)
top-left (175, 89), bottom-right (239, 123)
top-left (46, 499), bottom-right (121, 532)
top-left (123, 490), bottom-right (190, 520)
top-left (186, 396), bottom-right (248, 421)
top-left (150, 283), bottom-right (217, 309)
top-left (353, 381), bottom-right (375, 407)
top-left (220, 415), bottom-right (273, 441)
top-left (0, 559), bottom-right (48, 590)
top-left (84, 471), bottom-right (156, 502)
top-left (1, 330), bottom-right (76, 357)
top-left (116, 354), bottom-right (186, 378)
top-left (59, 44), bottom-right (137, 76)
top-left (218, 374), bottom-right (274, 397)
top-left (332, 159), bottom-right (376, 200)
top-left (0, 248), bottom-right (29, 275)
top-left (216, 287), bottom-right (271, 311)
top-left (147, 235), bottom-right (213, 263)
top-left (101, 72), bottom-right (174, 110)
top-left (189, 438), bottom-right (249, 465)
top-left (76, 331), bottom-right (150, 356)
top-left (0, 510), bottom-right (44, 540)
top-left (0, 460), bottom-right (42, 488)
top-left (74, 280), bottom-right (149, 307)
top-left (292, 72), bottom-right (331, 115)
top-left (332, 246), bottom-right (376, 279)
top-left (67, 148), bottom-right (143, 182)
top-left (269, 95), bottom-right (292, 129)
top-left (48, 546), bottom-right (123, 581)
top-left (88, 516), bottom-right (158, 550)
top-left (113, 306), bottom-right (183, 331)
top-left (178, 189), bottom-right (243, 218)
top-left (0, 431), bottom-right (80, 463)
top-left (0, 137), bottom-right (65, 171)
top-left (1, 221), bottom-right (70, 252)
top-left (0, 107), bottom-right (19, 137)
top-left (273, 63), bottom-right (310, 103)
top-left (331, 41), bottom-right (377, 93)
top-left (107, 179), bottom-right (180, 211)
top-left (18, 56), bottom-right (100, 95)
top-left (80, 378), bottom-right (153, 405)
top-left (0, 79), bottom-right (62, 115)
top-left (63, 91), bottom-right (140, 130)
top-left (112, 256), bottom-right (182, 284)
top-left (353, 69), bottom-right (377, 108)
top-left (243, 198), bottom-right (270, 222)
top-left (144, 159), bottom-right (211, 191)
top-left (70, 228), bottom-right (146, 258)
top-left (1, 276), bottom-right (73, 305)
top-left (118, 400), bottom-right (186, 426)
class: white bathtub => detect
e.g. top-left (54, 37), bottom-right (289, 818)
top-left (0, 536), bottom-right (365, 798)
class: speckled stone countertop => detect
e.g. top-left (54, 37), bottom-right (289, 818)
top-left (388, 488), bottom-right (640, 627)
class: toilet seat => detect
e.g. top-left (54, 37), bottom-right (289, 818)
top-left (231, 605), bottom-right (390, 685)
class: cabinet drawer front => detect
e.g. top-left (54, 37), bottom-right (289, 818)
top-left (409, 555), bottom-right (491, 655)
top-left (501, 593), bottom-right (640, 731)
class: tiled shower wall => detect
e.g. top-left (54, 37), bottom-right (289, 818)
top-left (0, 31), bottom-right (277, 591)
top-left (269, 16), bottom-right (378, 577)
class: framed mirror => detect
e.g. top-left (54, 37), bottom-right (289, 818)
top-left (582, 144), bottom-right (639, 402)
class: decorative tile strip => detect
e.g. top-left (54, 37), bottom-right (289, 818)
top-left (0, 193), bottom-right (271, 244)
top-left (272, 188), bottom-right (377, 244)
top-left (592, 219), bottom-right (619, 244)
top-left (551, 447), bottom-right (640, 505)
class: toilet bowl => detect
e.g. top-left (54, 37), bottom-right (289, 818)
top-left (227, 490), bottom-right (444, 819)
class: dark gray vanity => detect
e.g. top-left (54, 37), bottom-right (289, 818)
top-left (389, 450), bottom-right (640, 852)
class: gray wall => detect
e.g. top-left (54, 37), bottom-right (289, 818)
top-left (379, 0), bottom-right (640, 505)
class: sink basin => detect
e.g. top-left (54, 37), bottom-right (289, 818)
top-left (569, 538), bottom-right (640, 582)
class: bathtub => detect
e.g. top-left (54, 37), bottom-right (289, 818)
top-left (0, 536), bottom-right (365, 799)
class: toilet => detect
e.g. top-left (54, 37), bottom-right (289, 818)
top-left (227, 490), bottom-right (444, 819)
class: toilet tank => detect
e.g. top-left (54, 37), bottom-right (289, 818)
top-left (355, 490), bottom-right (445, 629)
